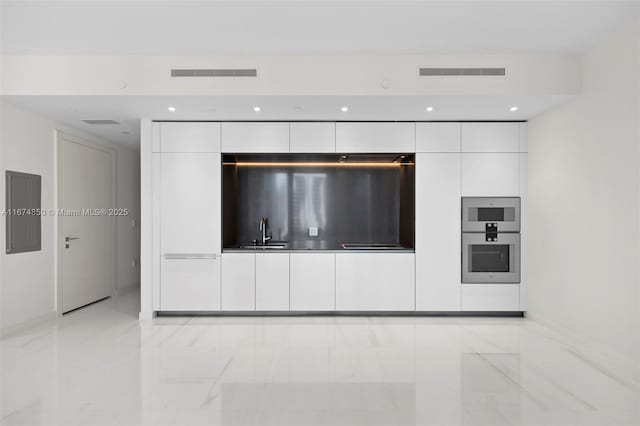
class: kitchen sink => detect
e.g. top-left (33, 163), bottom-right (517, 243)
top-left (340, 243), bottom-right (406, 250)
top-left (239, 244), bottom-right (287, 249)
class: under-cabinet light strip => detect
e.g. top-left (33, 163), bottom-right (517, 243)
top-left (223, 162), bottom-right (414, 167)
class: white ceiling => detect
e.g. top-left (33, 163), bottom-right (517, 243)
top-left (2, 1), bottom-right (639, 55)
top-left (2, 94), bottom-right (572, 148)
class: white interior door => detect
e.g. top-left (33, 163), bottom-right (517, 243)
top-left (60, 136), bottom-right (115, 313)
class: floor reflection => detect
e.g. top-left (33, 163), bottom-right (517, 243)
top-left (1, 290), bottom-right (639, 426)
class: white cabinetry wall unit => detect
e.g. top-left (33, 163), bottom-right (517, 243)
top-left (255, 253), bottom-right (290, 310)
top-left (221, 122), bottom-right (290, 152)
top-left (146, 120), bottom-right (527, 315)
top-left (335, 253), bottom-right (415, 311)
top-left (221, 253), bottom-right (256, 311)
top-left (459, 122), bottom-right (527, 312)
top-left (290, 253), bottom-right (336, 311)
top-left (290, 122), bottom-right (336, 153)
top-left (336, 122), bottom-right (415, 152)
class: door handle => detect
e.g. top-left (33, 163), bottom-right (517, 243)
top-left (65, 237), bottom-right (79, 242)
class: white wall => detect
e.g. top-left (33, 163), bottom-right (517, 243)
top-left (0, 101), bottom-right (140, 334)
top-left (1, 54), bottom-right (579, 97)
top-left (527, 22), bottom-right (640, 364)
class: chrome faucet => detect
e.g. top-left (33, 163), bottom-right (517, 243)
top-left (259, 217), bottom-right (272, 245)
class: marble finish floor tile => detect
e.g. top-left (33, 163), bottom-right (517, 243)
top-left (1, 290), bottom-right (639, 426)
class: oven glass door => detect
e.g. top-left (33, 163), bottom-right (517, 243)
top-left (462, 233), bottom-right (520, 283)
top-left (462, 197), bottom-right (521, 233)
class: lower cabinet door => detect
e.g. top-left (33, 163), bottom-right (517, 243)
top-left (336, 253), bottom-right (415, 311)
top-left (290, 253), bottom-right (335, 311)
top-left (461, 284), bottom-right (520, 311)
top-left (221, 253), bottom-right (255, 311)
top-left (160, 257), bottom-right (221, 311)
top-left (256, 253), bottom-right (290, 311)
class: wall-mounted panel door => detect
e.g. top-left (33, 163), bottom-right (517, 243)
top-left (160, 122), bottom-right (221, 152)
top-left (336, 123), bottom-right (415, 153)
top-left (290, 122), bottom-right (335, 153)
top-left (461, 123), bottom-right (520, 153)
top-left (415, 153), bottom-right (461, 311)
top-left (221, 122), bottom-right (289, 152)
top-left (461, 153), bottom-right (519, 196)
top-left (160, 153), bottom-right (221, 254)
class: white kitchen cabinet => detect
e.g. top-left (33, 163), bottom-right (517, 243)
top-left (416, 123), bottom-right (461, 152)
top-left (151, 122), bottom-right (161, 152)
top-left (335, 122), bottom-right (415, 153)
top-left (221, 122), bottom-right (289, 152)
top-left (256, 253), bottom-right (290, 310)
top-left (336, 253), bottom-right (415, 311)
top-left (519, 153), bottom-right (528, 311)
top-left (290, 122), bottom-right (335, 153)
top-left (160, 153), bottom-right (221, 254)
top-left (519, 123), bottom-right (528, 152)
top-left (160, 257), bottom-right (220, 311)
top-left (290, 253), bottom-right (335, 311)
top-left (461, 123), bottom-right (520, 153)
top-left (160, 122), bottom-right (221, 152)
top-left (461, 153), bottom-right (519, 196)
top-left (461, 284), bottom-right (520, 311)
top-left (415, 154), bottom-right (461, 311)
top-left (221, 253), bottom-right (255, 311)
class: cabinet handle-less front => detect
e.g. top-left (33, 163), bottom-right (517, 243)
top-left (163, 253), bottom-right (218, 259)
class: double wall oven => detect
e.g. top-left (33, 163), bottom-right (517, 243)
top-left (462, 197), bottom-right (521, 283)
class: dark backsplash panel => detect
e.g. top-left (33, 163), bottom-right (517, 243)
top-left (222, 154), bottom-right (415, 249)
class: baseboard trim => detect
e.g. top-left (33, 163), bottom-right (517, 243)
top-left (157, 310), bottom-right (525, 317)
top-left (1, 311), bottom-right (57, 339)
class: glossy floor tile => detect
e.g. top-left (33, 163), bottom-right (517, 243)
top-left (1, 290), bottom-right (639, 426)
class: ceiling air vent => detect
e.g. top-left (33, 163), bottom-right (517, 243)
top-left (419, 67), bottom-right (506, 76)
top-left (82, 120), bottom-right (120, 125)
top-left (171, 68), bottom-right (257, 77)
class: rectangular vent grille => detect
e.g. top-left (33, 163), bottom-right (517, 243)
top-left (419, 67), bottom-right (506, 76)
top-left (171, 68), bottom-right (257, 77)
top-left (82, 120), bottom-right (120, 125)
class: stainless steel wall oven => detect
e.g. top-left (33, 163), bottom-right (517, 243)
top-left (462, 197), bottom-right (520, 283)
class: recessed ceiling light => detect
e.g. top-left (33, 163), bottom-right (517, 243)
top-left (168, 106), bottom-right (176, 112)
top-left (426, 106), bottom-right (434, 112)
top-left (253, 106), bottom-right (261, 112)
top-left (510, 106), bottom-right (519, 112)
top-left (341, 106), bottom-right (349, 112)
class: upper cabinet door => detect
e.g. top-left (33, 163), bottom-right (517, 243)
top-left (461, 123), bottom-right (520, 153)
top-left (221, 122), bottom-right (289, 153)
top-left (335, 122), bottom-right (415, 152)
top-left (160, 153), bottom-right (221, 254)
top-left (416, 123), bottom-right (461, 152)
top-left (160, 122), bottom-right (221, 152)
top-left (290, 122), bottom-right (335, 153)
top-left (461, 153), bottom-right (519, 196)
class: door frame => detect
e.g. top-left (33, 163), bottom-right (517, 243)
top-left (55, 131), bottom-right (117, 316)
